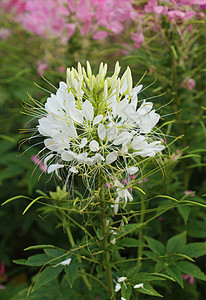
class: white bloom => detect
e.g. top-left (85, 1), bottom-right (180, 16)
top-left (53, 258), bottom-right (71, 268)
top-left (134, 283), bottom-right (144, 289)
top-left (115, 283), bottom-right (121, 292)
top-left (29, 61), bottom-right (165, 210)
top-left (118, 276), bottom-right (127, 282)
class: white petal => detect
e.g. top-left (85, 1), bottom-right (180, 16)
top-left (93, 153), bottom-right (105, 162)
top-left (98, 123), bottom-right (106, 140)
top-left (89, 140), bottom-right (99, 152)
top-left (69, 166), bottom-right (78, 173)
top-left (82, 100), bottom-right (94, 121)
top-left (80, 137), bottom-right (87, 148)
top-left (44, 154), bottom-right (54, 168)
top-left (120, 78), bottom-right (127, 94)
top-left (47, 164), bottom-right (64, 174)
top-left (126, 167), bottom-right (139, 175)
top-left (69, 108), bottom-right (83, 124)
top-left (77, 152), bottom-right (88, 163)
top-left (134, 283), bottom-right (144, 289)
top-left (54, 258), bottom-right (72, 268)
top-left (62, 150), bottom-right (77, 161)
top-left (115, 283), bottom-right (121, 292)
top-left (106, 151), bottom-right (118, 164)
top-left (132, 84), bottom-right (143, 97)
top-left (93, 114), bottom-right (103, 125)
top-left (44, 138), bottom-right (57, 151)
top-left (114, 132), bottom-right (132, 145)
top-left (121, 298), bottom-right (127, 300)
top-left (107, 127), bottom-right (118, 141)
top-left (118, 277), bottom-right (127, 282)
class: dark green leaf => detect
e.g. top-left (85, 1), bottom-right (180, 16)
top-left (134, 282), bottom-right (163, 297)
top-left (32, 266), bottom-right (63, 291)
top-left (182, 242), bottom-right (206, 258)
top-left (13, 254), bottom-right (51, 266)
top-left (167, 232), bottom-right (186, 254)
top-left (176, 261), bottom-right (206, 281)
top-left (64, 264), bottom-right (78, 288)
top-left (145, 237), bottom-right (165, 255)
top-left (165, 265), bottom-right (183, 287)
top-left (121, 284), bottom-right (132, 300)
top-left (118, 238), bottom-right (146, 248)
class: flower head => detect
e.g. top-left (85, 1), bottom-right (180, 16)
top-left (26, 61), bottom-right (165, 210)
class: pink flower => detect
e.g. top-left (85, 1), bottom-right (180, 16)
top-left (158, 217), bottom-right (164, 222)
top-left (138, 178), bottom-right (148, 185)
top-left (105, 182), bottom-right (111, 188)
top-left (131, 32), bottom-right (144, 48)
top-left (37, 60), bottom-right (48, 76)
top-left (184, 190), bottom-right (195, 197)
top-left (182, 274), bottom-right (194, 285)
top-left (0, 285), bottom-right (5, 290)
top-left (0, 263), bottom-right (7, 281)
top-left (144, 0), bottom-right (168, 14)
top-left (181, 78), bottom-right (196, 90)
top-left (31, 155), bottom-right (47, 173)
top-left (0, 28), bottom-right (11, 40)
top-left (168, 10), bottom-right (195, 21)
top-left (58, 66), bottom-right (66, 73)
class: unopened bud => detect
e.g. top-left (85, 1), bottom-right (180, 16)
top-left (104, 80), bottom-right (108, 100)
top-left (86, 61), bottom-right (92, 78)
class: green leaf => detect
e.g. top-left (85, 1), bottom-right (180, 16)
top-left (176, 261), bottom-right (206, 281)
top-left (151, 273), bottom-right (176, 282)
top-left (13, 254), bottom-right (52, 267)
top-left (121, 284), bottom-right (132, 300)
top-left (44, 248), bottom-right (66, 258)
top-left (145, 237), bottom-right (165, 255)
top-left (32, 266), bottom-right (63, 291)
top-left (134, 282), bottom-right (163, 297)
top-left (165, 265), bottom-right (183, 287)
top-left (182, 242), bottom-right (206, 258)
top-left (167, 232), bottom-right (186, 254)
top-left (127, 265), bottom-right (141, 278)
top-left (118, 238), bottom-right (146, 248)
top-left (64, 264), bottom-right (78, 288)
top-left (177, 206), bottom-right (191, 224)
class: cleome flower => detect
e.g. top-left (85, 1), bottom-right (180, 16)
top-left (26, 61), bottom-right (165, 211)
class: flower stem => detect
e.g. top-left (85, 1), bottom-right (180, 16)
top-left (137, 194), bottom-right (145, 266)
top-left (66, 225), bottom-right (92, 290)
top-left (99, 175), bottom-right (116, 300)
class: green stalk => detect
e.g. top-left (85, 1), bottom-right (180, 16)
top-left (137, 194), bottom-right (145, 266)
top-left (99, 173), bottom-right (116, 300)
top-left (66, 226), bottom-right (92, 290)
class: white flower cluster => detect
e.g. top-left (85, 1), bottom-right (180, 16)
top-left (37, 61), bottom-right (164, 180)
